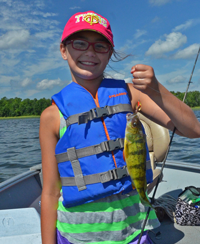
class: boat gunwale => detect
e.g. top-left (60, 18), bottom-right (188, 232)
top-left (0, 169), bottom-right (40, 192)
top-left (156, 160), bottom-right (200, 173)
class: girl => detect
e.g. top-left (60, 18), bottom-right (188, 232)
top-left (39, 11), bottom-right (200, 244)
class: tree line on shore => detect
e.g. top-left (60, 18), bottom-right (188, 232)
top-left (170, 90), bottom-right (200, 108)
top-left (0, 97), bottom-right (51, 117)
top-left (0, 90), bottom-right (200, 117)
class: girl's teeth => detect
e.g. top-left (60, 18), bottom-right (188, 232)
top-left (81, 62), bottom-right (94, 65)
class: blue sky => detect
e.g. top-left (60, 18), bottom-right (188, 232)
top-left (0, 0), bottom-right (200, 100)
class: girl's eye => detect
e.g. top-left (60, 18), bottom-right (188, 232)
top-left (95, 43), bottom-right (108, 51)
top-left (73, 40), bottom-right (87, 48)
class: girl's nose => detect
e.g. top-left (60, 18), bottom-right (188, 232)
top-left (85, 44), bottom-right (96, 56)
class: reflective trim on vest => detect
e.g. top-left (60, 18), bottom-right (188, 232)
top-left (52, 78), bottom-right (153, 208)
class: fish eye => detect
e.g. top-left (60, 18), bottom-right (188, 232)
top-left (133, 122), bottom-right (137, 127)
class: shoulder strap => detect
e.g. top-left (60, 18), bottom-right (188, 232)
top-left (66, 104), bottom-right (132, 126)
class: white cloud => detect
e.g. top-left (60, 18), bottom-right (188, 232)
top-left (0, 87), bottom-right (10, 97)
top-left (173, 19), bottom-right (194, 32)
top-left (173, 44), bottom-right (200, 59)
top-left (32, 11), bottom-right (58, 18)
top-left (149, 0), bottom-right (171, 6)
top-left (0, 74), bottom-right (19, 84)
top-left (134, 29), bottom-right (147, 39)
top-left (173, 19), bottom-right (200, 32)
top-left (146, 32), bottom-right (187, 57)
top-left (37, 78), bottom-right (63, 90)
top-left (69, 6), bottom-right (81, 10)
top-left (21, 78), bottom-right (32, 87)
top-left (151, 16), bottom-right (160, 23)
top-left (124, 77), bottom-right (132, 83)
top-left (0, 0), bottom-right (12, 6)
top-left (35, 30), bottom-right (58, 40)
top-left (0, 30), bottom-right (30, 49)
top-left (22, 50), bottom-right (65, 78)
top-left (167, 75), bottom-right (187, 84)
top-left (25, 89), bottom-right (40, 97)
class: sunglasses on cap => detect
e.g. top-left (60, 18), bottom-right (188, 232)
top-left (65, 39), bottom-right (112, 53)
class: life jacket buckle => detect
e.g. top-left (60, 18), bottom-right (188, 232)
top-left (109, 166), bottom-right (129, 181)
top-left (78, 106), bottom-right (110, 124)
top-left (94, 106), bottom-right (109, 118)
top-left (103, 138), bottom-right (124, 151)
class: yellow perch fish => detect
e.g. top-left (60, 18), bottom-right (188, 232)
top-left (124, 113), bottom-right (153, 208)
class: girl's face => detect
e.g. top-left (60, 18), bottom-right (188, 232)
top-left (60, 31), bottom-right (112, 84)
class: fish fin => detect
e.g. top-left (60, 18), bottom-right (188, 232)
top-left (139, 193), bottom-right (154, 209)
top-left (124, 139), bottom-right (129, 160)
top-left (140, 197), bottom-right (154, 209)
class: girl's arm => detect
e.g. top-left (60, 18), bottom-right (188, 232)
top-left (128, 64), bottom-right (200, 138)
top-left (39, 105), bottom-right (61, 244)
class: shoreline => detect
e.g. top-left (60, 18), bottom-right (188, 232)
top-left (0, 115), bottom-right (40, 120)
top-left (0, 107), bottom-right (199, 120)
top-left (192, 107), bottom-right (200, 110)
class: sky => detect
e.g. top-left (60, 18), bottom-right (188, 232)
top-left (0, 0), bottom-right (200, 100)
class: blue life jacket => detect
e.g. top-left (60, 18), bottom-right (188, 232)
top-left (52, 78), bottom-right (153, 208)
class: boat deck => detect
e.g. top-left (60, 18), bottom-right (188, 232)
top-left (148, 161), bottom-right (200, 244)
top-left (149, 216), bottom-right (200, 244)
top-left (0, 162), bottom-right (200, 244)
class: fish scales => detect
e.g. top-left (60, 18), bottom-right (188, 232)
top-left (124, 113), bottom-right (153, 208)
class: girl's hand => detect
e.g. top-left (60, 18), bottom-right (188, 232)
top-left (131, 64), bottom-right (158, 96)
top-left (129, 64), bottom-right (200, 138)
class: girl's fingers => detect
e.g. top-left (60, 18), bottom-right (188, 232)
top-left (131, 64), bottom-right (150, 72)
top-left (132, 72), bottom-right (146, 79)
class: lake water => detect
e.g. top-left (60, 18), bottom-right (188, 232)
top-left (0, 110), bottom-right (200, 183)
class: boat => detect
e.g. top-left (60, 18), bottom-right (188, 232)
top-left (0, 113), bottom-right (199, 244)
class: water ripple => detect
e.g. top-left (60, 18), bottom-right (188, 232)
top-left (0, 118), bottom-right (41, 182)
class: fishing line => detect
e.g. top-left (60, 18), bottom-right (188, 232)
top-left (137, 45), bottom-right (200, 244)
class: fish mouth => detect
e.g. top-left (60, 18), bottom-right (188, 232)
top-left (126, 113), bottom-right (139, 128)
top-left (126, 113), bottom-right (137, 122)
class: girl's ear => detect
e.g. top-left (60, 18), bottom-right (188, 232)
top-left (60, 43), bottom-right (68, 60)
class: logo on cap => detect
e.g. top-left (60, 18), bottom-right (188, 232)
top-left (84, 14), bottom-right (99, 25)
top-left (75, 13), bottom-right (107, 27)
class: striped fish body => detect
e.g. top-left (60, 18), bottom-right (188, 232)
top-left (124, 113), bottom-right (152, 208)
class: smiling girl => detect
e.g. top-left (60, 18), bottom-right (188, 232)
top-left (39, 11), bottom-right (200, 244)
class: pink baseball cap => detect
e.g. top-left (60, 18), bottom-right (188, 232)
top-left (61, 11), bottom-right (114, 46)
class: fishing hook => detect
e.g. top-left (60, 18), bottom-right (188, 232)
top-left (137, 45), bottom-right (200, 244)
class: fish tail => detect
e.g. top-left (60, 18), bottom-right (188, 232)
top-left (140, 195), bottom-right (154, 209)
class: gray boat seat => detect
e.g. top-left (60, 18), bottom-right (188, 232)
top-left (137, 112), bottom-right (170, 194)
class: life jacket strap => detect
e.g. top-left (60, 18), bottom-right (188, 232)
top-left (55, 138), bottom-right (124, 164)
top-left (60, 159), bottom-right (151, 189)
top-left (67, 147), bottom-right (86, 191)
top-left (66, 103), bottom-right (133, 126)
top-left (60, 166), bottom-right (129, 186)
